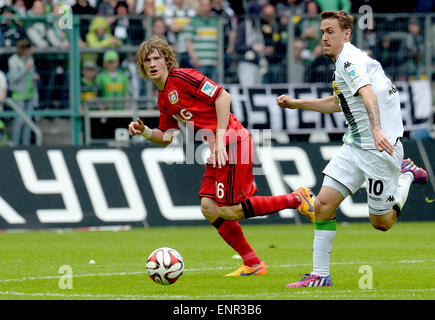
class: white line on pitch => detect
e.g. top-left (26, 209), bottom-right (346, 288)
top-left (0, 259), bottom-right (433, 283)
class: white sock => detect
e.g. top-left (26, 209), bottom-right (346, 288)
top-left (312, 229), bottom-right (336, 277)
top-left (397, 172), bottom-right (413, 209)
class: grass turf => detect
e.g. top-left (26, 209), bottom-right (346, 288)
top-left (0, 221), bottom-right (434, 300)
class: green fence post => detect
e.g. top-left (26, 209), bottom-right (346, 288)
top-left (69, 14), bottom-right (82, 145)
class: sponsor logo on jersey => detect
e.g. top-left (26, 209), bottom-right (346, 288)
top-left (168, 90), bottom-right (179, 104)
top-left (200, 81), bottom-right (218, 97)
top-left (332, 81), bottom-right (341, 95)
top-left (368, 194), bottom-right (382, 201)
top-left (388, 85), bottom-right (398, 95)
top-left (344, 61), bottom-right (352, 69)
top-left (172, 108), bottom-right (193, 124)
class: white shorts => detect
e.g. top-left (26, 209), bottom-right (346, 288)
top-left (322, 141), bottom-right (403, 215)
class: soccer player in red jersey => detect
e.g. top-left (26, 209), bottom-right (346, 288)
top-left (129, 36), bottom-right (315, 276)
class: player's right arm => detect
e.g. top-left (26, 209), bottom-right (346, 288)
top-left (276, 95), bottom-right (340, 113)
top-left (128, 118), bottom-right (173, 146)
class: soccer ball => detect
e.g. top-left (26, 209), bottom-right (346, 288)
top-left (146, 247), bottom-right (184, 285)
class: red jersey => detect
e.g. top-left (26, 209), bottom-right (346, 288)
top-left (157, 68), bottom-right (249, 144)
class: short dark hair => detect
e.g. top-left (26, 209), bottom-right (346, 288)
top-left (16, 38), bottom-right (32, 56)
top-left (320, 10), bottom-right (354, 36)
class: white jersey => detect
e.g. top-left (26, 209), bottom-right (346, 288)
top-left (333, 42), bottom-right (403, 149)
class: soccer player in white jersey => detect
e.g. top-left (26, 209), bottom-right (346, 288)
top-left (277, 11), bottom-right (428, 288)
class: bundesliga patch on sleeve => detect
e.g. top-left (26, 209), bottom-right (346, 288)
top-left (200, 80), bottom-right (218, 97)
top-left (344, 61), bottom-right (358, 82)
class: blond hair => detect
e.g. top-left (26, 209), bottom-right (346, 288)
top-left (320, 10), bottom-right (354, 38)
top-left (136, 36), bottom-right (179, 79)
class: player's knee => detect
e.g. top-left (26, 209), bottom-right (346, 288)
top-left (200, 199), bottom-right (217, 221)
top-left (314, 197), bottom-right (335, 220)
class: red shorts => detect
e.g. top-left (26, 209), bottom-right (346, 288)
top-left (198, 136), bottom-right (258, 206)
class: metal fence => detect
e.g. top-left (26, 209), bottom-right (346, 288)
top-left (0, 13), bottom-right (434, 145)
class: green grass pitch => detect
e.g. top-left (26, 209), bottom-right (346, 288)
top-left (0, 221), bottom-right (434, 300)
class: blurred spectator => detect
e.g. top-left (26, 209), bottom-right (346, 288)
top-left (316, 0), bottom-right (351, 12)
top-left (126, 0), bottom-right (137, 13)
top-left (360, 19), bottom-right (378, 58)
top-left (47, 3), bottom-right (70, 49)
top-left (155, 0), bottom-right (168, 16)
top-left (165, 0), bottom-right (196, 68)
top-left (276, 0), bottom-right (306, 17)
top-left (375, 35), bottom-right (401, 80)
top-left (152, 16), bottom-right (170, 40)
top-left (186, 0), bottom-right (219, 81)
top-left (276, 0), bottom-right (306, 36)
top-left (96, 50), bottom-right (130, 109)
top-left (97, 0), bottom-right (117, 15)
top-left (86, 16), bottom-right (122, 48)
top-left (260, 4), bottom-right (287, 83)
top-left (0, 5), bottom-right (26, 48)
top-left (234, 13), bottom-right (264, 85)
top-left (25, 0), bottom-right (51, 48)
top-left (246, 0), bottom-right (269, 15)
top-left (142, 0), bottom-right (156, 16)
top-left (72, 0), bottom-right (97, 14)
top-left (291, 38), bottom-right (306, 83)
top-left (405, 19), bottom-right (425, 80)
top-left (112, 1), bottom-right (145, 45)
top-left (12, 0), bottom-right (27, 16)
top-left (7, 39), bottom-right (40, 146)
top-left (212, 0), bottom-right (237, 81)
top-left (112, 1), bottom-right (135, 44)
top-left (25, 0), bottom-right (69, 49)
top-left (300, 1), bottom-right (321, 53)
top-left (26, 1), bottom-right (70, 108)
top-left (43, 0), bottom-right (55, 14)
top-left (306, 43), bottom-right (335, 83)
top-left (72, 0), bottom-right (97, 47)
top-left (137, 0), bottom-right (168, 16)
top-left (80, 60), bottom-right (99, 102)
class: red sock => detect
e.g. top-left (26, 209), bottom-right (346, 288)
top-left (241, 194), bottom-right (300, 218)
top-left (212, 218), bottom-right (261, 267)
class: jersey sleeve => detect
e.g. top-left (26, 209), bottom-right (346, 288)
top-left (157, 101), bottom-right (179, 132)
top-left (171, 68), bottom-right (223, 106)
top-left (339, 55), bottom-right (371, 96)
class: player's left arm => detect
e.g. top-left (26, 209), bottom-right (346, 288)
top-left (358, 85), bottom-right (394, 155)
top-left (214, 89), bottom-right (231, 168)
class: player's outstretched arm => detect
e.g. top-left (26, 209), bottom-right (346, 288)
top-left (214, 89), bottom-right (230, 168)
top-left (358, 85), bottom-right (394, 155)
top-left (277, 95), bottom-right (340, 114)
top-left (128, 118), bottom-right (173, 146)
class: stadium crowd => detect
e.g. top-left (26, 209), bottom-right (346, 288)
top-left (0, 0), bottom-right (434, 145)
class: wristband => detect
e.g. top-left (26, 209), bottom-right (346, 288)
top-left (140, 126), bottom-right (153, 139)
